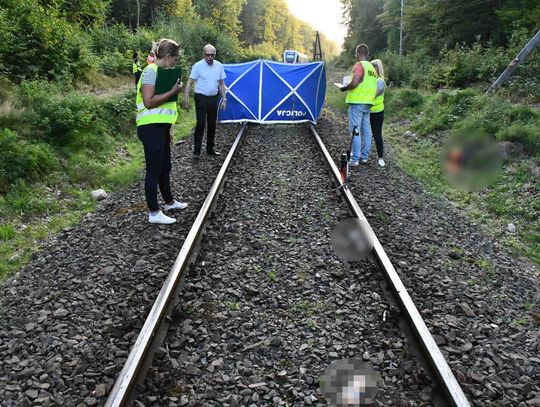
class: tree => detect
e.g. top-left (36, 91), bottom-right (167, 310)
top-left (342, 0), bottom-right (386, 56)
top-left (36, 0), bottom-right (111, 27)
top-left (192, 0), bottom-right (247, 36)
top-left (496, 0), bottom-right (540, 38)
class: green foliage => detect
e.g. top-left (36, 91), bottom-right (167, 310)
top-left (496, 0), bottom-right (540, 36)
top-left (0, 0), bottom-right (94, 81)
top-left (0, 76), bottom-right (14, 102)
top-left (384, 110), bottom-right (540, 266)
top-left (413, 89), bottom-right (476, 135)
top-left (0, 129), bottom-right (60, 193)
top-left (344, 0), bottom-right (536, 56)
top-left (154, 16), bottom-right (242, 65)
top-left (38, 0), bottom-right (111, 26)
top-left (17, 81), bottom-right (108, 148)
top-left (429, 42), bottom-right (484, 88)
top-left (193, 0), bottom-right (246, 36)
top-left (384, 88), bottom-right (424, 119)
top-left (0, 224), bottom-right (15, 241)
top-left (242, 42), bottom-right (282, 61)
top-left (467, 96), bottom-right (540, 154)
top-left (240, 0), bottom-right (338, 59)
top-left (342, 0), bottom-right (386, 56)
top-left (100, 90), bottom-right (137, 134)
top-left (386, 86), bottom-right (540, 155)
top-left (1, 180), bottom-right (54, 215)
top-left (340, 0), bottom-right (540, 94)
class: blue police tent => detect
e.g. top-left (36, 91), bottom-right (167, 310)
top-left (218, 60), bottom-right (326, 124)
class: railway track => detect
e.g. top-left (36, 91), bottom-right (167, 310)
top-left (105, 122), bottom-right (469, 406)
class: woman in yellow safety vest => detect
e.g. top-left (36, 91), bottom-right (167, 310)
top-left (136, 38), bottom-right (187, 224)
top-left (370, 59), bottom-right (386, 167)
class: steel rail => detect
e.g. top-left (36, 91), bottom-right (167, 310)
top-left (105, 122), bottom-right (248, 407)
top-left (308, 123), bottom-right (470, 407)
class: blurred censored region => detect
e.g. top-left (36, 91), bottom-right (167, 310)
top-left (441, 127), bottom-right (503, 192)
top-left (331, 218), bottom-right (375, 262)
top-left (320, 359), bottom-right (380, 406)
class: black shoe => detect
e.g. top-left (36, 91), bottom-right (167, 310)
top-left (193, 153), bottom-right (200, 160)
top-left (207, 150), bottom-right (221, 156)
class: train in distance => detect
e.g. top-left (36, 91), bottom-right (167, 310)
top-left (283, 50), bottom-right (309, 63)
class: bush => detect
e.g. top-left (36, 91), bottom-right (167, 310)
top-left (0, 129), bottom-right (59, 192)
top-left (409, 90), bottom-right (540, 156)
top-left (0, 0), bottom-right (94, 82)
top-left (496, 123), bottom-right (539, 153)
top-left (17, 81), bottom-right (107, 147)
top-left (96, 50), bottom-right (132, 77)
top-left (0, 76), bottom-right (14, 102)
top-left (413, 89), bottom-right (476, 135)
top-left (385, 87), bottom-right (425, 119)
top-left (376, 50), bottom-right (429, 89)
top-left (100, 90), bottom-right (137, 135)
top-left (154, 17), bottom-right (242, 65)
top-left (241, 42), bottom-right (281, 61)
top-left (381, 30), bottom-right (540, 96)
top-left (466, 95), bottom-right (540, 154)
top-left (429, 46), bottom-right (477, 88)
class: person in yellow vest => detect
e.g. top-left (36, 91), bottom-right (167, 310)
top-left (370, 59), bottom-right (386, 167)
top-left (340, 44), bottom-right (378, 165)
top-left (136, 38), bottom-right (187, 224)
top-left (132, 51), bottom-right (143, 87)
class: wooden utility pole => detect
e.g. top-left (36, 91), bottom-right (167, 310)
top-left (136, 0), bottom-right (140, 29)
top-left (313, 31), bottom-right (323, 61)
top-left (486, 28), bottom-right (540, 94)
top-left (399, 0), bottom-right (404, 56)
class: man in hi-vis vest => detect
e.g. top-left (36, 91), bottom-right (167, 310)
top-left (340, 44), bottom-right (377, 166)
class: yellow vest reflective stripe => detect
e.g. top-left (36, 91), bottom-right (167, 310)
top-left (345, 61), bottom-right (377, 105)
top-left (136, 64), bottom-right (178, 126)
top-left (132, 61), bottom-right (142, 74)
top-left (371, 79), bottom-right (385, 113)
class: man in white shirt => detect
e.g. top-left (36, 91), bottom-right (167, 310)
top-left (183, 44), bottom-right (227, 159)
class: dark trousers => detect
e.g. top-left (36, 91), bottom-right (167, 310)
top-left (370, 110), bottom-right (385, 158)
top-left (134, 72), bottom-right (141, 87)
top-left (194, 93), bottom-right (219, 154)
top-left (137, 123), bottom-right (173, 212)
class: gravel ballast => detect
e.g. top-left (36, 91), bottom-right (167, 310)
top-left (137, 124), bottom-right (431, 406)
top-left (316, 111), bottom-right (540, 406)
top-left (0, 107), bottom-right (538, 406)
top-left (0, 126), bottom-right (242, 406)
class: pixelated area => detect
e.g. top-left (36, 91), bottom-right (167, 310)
top-left (440, 128), bottom-right (502, 192)
top-left (331, 218), bottom-right (375, 262)
top-left (320, 359), bottom-right (380, 406)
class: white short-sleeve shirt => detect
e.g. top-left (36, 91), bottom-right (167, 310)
top-left (189, 59), bottom-right (226, 96)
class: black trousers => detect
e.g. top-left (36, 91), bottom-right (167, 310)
top-left (194, 93), bottom-right (219, 154)
top-left (370, 110), bottom-right (385, 158)
top-left (134, 72), bottom-right (141, 87)
top-left (137, 123), bottom-right (174, 212)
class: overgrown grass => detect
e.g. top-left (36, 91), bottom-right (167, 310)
top-left (326, 75), bottom-right (539, 266)
top-left (0, 80), bottom-right (196, 281)
top-left (386, 124), bottom-right (539, 264)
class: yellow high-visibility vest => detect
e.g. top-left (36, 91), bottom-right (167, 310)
top-left (345, 61), bottom-right (377, 105)
top-left (371, 78), bottom-right (385, 113)
top-left (132, 61), bottom-right (142, 74)
top-left (136, 64), bottom-right (178, 127)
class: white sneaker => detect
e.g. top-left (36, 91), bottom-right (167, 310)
top-left (360, 159), bottom-right (368, 165)
top-left (163, 200), bottom-right (188, 211)
top-left (378, 158), bottom-right (386, 167)
top-left (349, 160), bottom-right (359, 167)
top-left (149, 211), bottom-right (176, 224)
